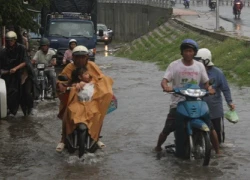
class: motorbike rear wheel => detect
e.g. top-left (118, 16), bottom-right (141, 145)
top-left (192, 131), bottom-right (211, 166)
top-left (78, 129), bottom-right (87, 158)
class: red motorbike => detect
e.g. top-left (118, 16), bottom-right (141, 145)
top-left (234, 2), bottom-right (242, 19)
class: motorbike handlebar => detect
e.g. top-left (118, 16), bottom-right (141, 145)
top-left (0, 69), bottom-right (10, 75)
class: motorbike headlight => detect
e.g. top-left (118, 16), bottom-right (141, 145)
top-left (37, 63), bottom-right (45, 69)
top-left (88, 48), bottom-right (96, 56)
top-left (180, 89), bottom-right (206, 97)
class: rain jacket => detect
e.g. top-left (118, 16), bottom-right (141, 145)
top-left (57, 61), bottom-right (113, 141)
top-left (0, 43), bottom-right (27, 115)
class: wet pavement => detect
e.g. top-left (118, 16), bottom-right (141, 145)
top-left (0, 44), bottom-right (250, 179)
top-left (173, 3), bottom-right (250, 37)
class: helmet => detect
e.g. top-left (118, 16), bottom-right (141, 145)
top-left (180, 39), bottom-right (199, 55)
top-left (39, 38), bottom-right (50, 46)
top-left (69, 39), bottom-right (77, 45)
top-left (6, 31), bottom-right (17, 40)
top-left (72, 45), bottom-right (89, 56)
top-left (195, 48), bottom-right (214, 66)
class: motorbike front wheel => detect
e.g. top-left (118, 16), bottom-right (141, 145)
top-left (191, 131), bottom-right (211, 166)
top-left (78, 129), bottom-right (87, 158)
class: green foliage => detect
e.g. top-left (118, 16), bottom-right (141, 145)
top-left (156, 16), bottom-right (166, 26)
top-left (0, 0), bottom-right (49, 31)
top-left (115, 23), bottom-right (250, 87)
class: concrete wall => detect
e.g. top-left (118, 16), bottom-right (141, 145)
top-left (97, 3), bottom-right (172, 41)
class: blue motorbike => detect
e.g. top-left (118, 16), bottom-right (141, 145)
top-left (165, 84), bottom-right (211, 166)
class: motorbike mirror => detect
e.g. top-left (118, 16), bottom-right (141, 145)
top-left (58, 75), bottom-right (68, 81)
top-left (98, 29), bottom-right (104, 37)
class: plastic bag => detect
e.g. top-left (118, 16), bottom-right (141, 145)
top-left (78, 83), bottom-right (94, 102)
top-left (224, 110), bottom-right (239, 124)
top-left (107, 95), bottom-right (118, 114)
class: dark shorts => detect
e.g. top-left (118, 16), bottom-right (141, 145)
top-left (162, 108), bottom-right (214, 136)
top-left (211, 117), bottom-right (225, 143)
top-left (162, 108), bottom-right (177, 136)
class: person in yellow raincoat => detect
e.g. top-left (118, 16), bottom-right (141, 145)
top-left (56, 45), bottom-right (113, 152)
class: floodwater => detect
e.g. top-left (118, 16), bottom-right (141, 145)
top-left (0, 45), bottom-right (250, 179)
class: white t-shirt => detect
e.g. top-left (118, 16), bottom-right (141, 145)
top-left (33, 49), bottom-right (56, 68)
top-left (163, 59), bottom-right (209, 108)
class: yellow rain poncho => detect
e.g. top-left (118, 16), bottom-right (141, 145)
top-left (57, 61), bottom-right (113, 141)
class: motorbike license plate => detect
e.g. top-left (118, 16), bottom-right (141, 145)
top-left (37, 76), bottom-right (44, 80)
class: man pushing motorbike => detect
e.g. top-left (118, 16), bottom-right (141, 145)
top-left (154, 39), bottom-right (221, 155)
top-left (0, 31), bottom-right (33, 116)
top-left (56, 45), bottom-right (113, 152)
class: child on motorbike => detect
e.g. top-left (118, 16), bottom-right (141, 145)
top-left (70, 67), bottom-right (92, 85)
top-left (70, 67), bottom-right (94, 102)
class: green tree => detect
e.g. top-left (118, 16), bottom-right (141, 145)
top-left (0, 0), bottom-right (49, 31)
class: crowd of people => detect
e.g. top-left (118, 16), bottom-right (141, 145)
top-left (0, 27), bottom-right (83, 116)
top-left (0, 28), bottom-right (234, 157)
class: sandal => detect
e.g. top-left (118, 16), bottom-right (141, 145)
top-left (56, 142), bottom-right (65, 152)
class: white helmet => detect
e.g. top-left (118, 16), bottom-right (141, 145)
top-left (6, 31), bottom-right (17, 40)
top-left (72, 45), bottom-right (89, 56)
top-left (69, 39), bottom-right (77, 45)
top-left (195, 48), bottom-right (214, 66)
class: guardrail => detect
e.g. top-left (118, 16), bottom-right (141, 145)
top-left (98, 0), bottom-right (170, 8)
top-left (98, 0), bottom-right (250, 7)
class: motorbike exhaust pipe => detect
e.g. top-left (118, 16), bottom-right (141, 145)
top-left (97, 141), bottom-right (106, 148)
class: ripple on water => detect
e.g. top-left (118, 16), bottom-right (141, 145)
top-left (66, 151), bottom-right (107, 165)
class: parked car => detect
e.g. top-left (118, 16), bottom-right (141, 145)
top-left (97, 23), bottom-right (113, 45)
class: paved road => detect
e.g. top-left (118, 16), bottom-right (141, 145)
top-left (173, 3), bottom-right (250, 37)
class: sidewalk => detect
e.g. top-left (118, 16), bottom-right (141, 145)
top-left (172, 8), bottom-right (250, 38)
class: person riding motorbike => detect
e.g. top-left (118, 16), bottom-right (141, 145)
top-left (62, 39), bottom-right (77, 65)
top-left (208, 0), bottom-right (216, 9)
top-left (233, 0), bottom-right (243, 15)
top-left (56, 45), bottom-right (113, 152)
top-left (31, 38), bottom-right (57, 99)
top-left (195, 48), bottom-right (235, 145)
top-left (183, 0), bottom-right (190, 7)
top-left (154, 39), bottom-right (221, 155)
top-left (0, 31), bottom-right (32, 116)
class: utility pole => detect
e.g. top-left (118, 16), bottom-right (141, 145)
top-left (215, 0), bottom-right (220, 31)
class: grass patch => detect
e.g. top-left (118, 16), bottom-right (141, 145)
top-left (115, 22), bottom-right (250, 87)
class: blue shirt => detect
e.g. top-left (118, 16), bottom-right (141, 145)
top-left (202, 66), bottom-right (233, 119)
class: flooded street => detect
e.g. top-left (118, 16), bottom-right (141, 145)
top-left (0, 44), bottom-right (250, 179)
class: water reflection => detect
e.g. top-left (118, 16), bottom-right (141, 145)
top-left (233, 19), bottom-right (242, 35)
top-left (105, 45), bottom-right (108, 57)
